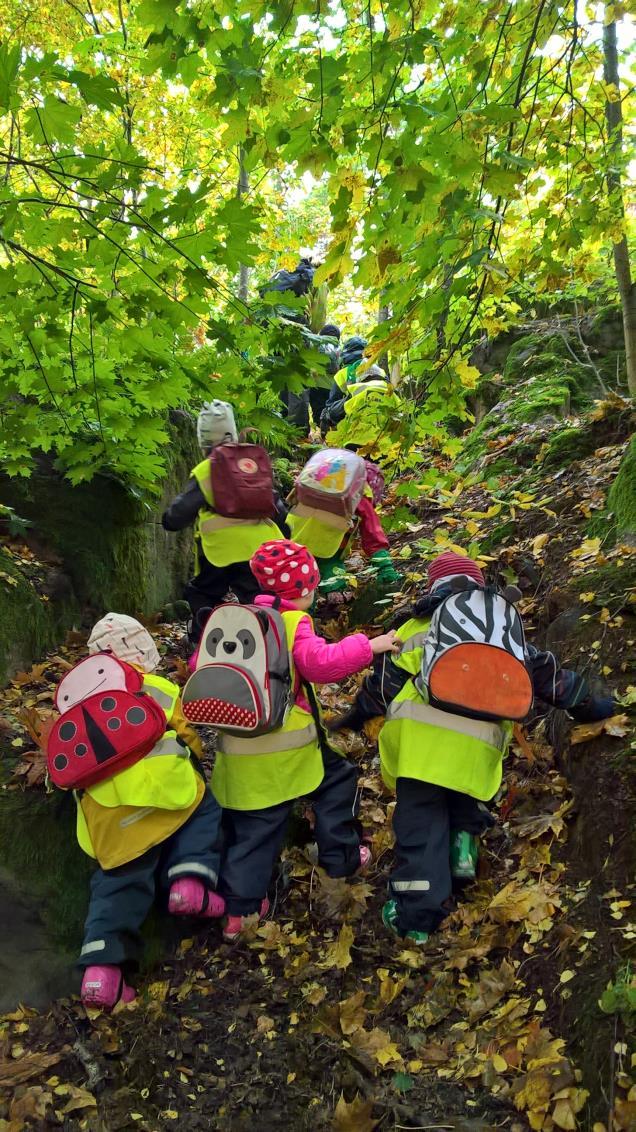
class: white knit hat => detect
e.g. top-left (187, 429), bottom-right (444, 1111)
top-left (87, 613), bottom-right (160, 673)
top-left (196, 400), bottom-right (238, 452)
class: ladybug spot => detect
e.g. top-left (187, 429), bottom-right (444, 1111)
top-left (59, 721), bottom-right (77, 742)
top-left (75, 743), bottom-right (88, 757)
top-left (54, 754), bottom-right (68, 771)
top-left (126, 707), bottom-right (146, 725)
top-left (107, 717), bottom-right (122, 731)
top-left (101, 696), bottom-right (117, 712)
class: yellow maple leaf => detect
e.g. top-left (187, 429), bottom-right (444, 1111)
top-left (321, 923), bottom-right (354, 970)
top-left (455, 359), bottom-right (481, 388)
top-left (333, 1092), bottom-right (377, 1131)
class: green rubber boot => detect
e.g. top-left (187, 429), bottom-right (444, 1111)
top-left (381, 900), bottom-right (429, 946)
top-left (369, 549), bottom-right (401, 586)
top-left (317, 552), bottom-right (348, 593)
top-left (450, 831), bottom-right (479, 880)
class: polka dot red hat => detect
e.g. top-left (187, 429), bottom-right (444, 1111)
top-left (250, 540), bottom-right (320, 601)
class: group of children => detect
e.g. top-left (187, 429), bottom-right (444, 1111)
top-left (45, 397), bottom-right (615, 1010)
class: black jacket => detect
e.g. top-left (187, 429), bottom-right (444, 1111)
top-left (162, 480), bottom-right (290, 537)
top-left (354, 584), bottom-right (591, 722)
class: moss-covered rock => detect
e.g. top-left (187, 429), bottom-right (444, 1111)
top-left (608, 436), bottom-right (636, 538)
top-left (0, 547), bottom-right (79, 685)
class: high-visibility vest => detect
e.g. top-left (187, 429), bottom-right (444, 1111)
top-left (211, 611), bottom-right (326, 810)
top-left (75, 673), bottom-right (204, 868)
top-left (288, 507), bottom-right (352, 559)
top-left (191, 458), bottom-right (284, 568)
top-left (379, 618), bottom-right (513, 801)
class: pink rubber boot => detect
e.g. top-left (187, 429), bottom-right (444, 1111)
top-left (81, 965), bottom-right (135, 1010)
top-left (358, 845), bottom-right (372, 871)
top-left (223, 898), bottom-right (270, 942)
top-left (168, 877), bottom-right (225, 919)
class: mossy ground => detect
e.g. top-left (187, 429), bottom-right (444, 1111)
top-left (608, 435), bottom-right (636, 537)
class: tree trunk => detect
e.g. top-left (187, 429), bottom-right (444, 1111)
top-left (603, 11), bottom-right (636, 397)
top-left (237, 146), bottom-right (249, 303)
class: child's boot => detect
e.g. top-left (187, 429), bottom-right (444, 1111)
top-left (381, 900), bottom-right (429, 946)
top-left (450, 831), bottom-right (479, 880)
top-left (81, 965), bottom-right (135, 1010)
top-left (223, 899), bottom-right (270, 942)
top-left (168, 877), bottom-right (225, 919)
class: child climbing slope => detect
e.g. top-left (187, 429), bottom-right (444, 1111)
top-left (288, 448), bottom-right (399, 593)
top-left (330, 551), bottom-right (616, 944)
top-left (48, 613), bottom-right (224, 1009)
top-left (202, 539), bottom-right (399, 940)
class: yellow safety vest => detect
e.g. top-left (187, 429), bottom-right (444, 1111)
top-left (288, 507), bottom-right (352, 559)
top-left (75, 673), bottom-right (204, 869)
top-left (379, 618), bottom-right (513, 801)
top-left (211, 610), bottom-right (326, 810)
top-left (192, 458), bottom-right (284, 568)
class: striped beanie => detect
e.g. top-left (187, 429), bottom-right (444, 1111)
top-left (427, 551), bottom-right (485, 591)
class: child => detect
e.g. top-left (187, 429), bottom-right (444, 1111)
top-left (330, 551), bottom-right (616, 944)
top-left (288, 450), bottom-right (400, 593)
top-left (162, 401), bottom-right (289, 638)
top-left (70, 614), bottom-right (225, 1008)
top-left (210, 539), bottom-right (399, 940)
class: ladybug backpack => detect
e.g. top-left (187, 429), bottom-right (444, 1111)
top-left (47, 655), bottom-right (166, 790)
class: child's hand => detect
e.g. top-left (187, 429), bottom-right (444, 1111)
top-left (370, 630), bottom-right (400, 655)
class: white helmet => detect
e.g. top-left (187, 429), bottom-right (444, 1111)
top-left (196, 400), bottom-right (238, 452)
top-left (87, 613), bottom-right (160, 673)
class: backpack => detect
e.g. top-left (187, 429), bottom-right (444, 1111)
top-left (416, 581), bottom-right (533, 722)
top-left (182, 604), bottom-right (292, 735)
top-left (197, 401), bottom-right (238, 452)
top-left (364, 461), bottom-right (386, 507)
top-left (209, 438), bottom-right (274, 520)
top-left (260, 259), bottom-right (315, 298)
top-left (296, 449), bottom-right (367, 520)
top-left (47, 655), bottom-right (166, 790)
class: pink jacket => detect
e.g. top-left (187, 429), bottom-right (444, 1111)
top-left (255, 594), bottom-right (372, 710)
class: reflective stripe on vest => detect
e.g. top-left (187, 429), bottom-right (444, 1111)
top-left (289, 503), bottom-right (352, 532)
top-left (218, 721), bottom-right (317, 756)
top-left (142, 676), bottom-right (179, 718)
top-left (386, 698), bottom-right (506, 750)
top-left (199, 513), bottom-right (271, 535)
top-left (145, 734), bottom-right (189, 759)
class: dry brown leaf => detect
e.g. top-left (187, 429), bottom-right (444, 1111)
top-left (60, 1085), bottom-right (97, 1115)
top-left (362, 716), bottom-right (384, 744)
top-left (338, 990), bottom-right (367, 1035)
top-left (11, 662), bottom-right (50, 687)
top-left (465, 959), bottom-right (517, 1023)
top-left (351, 1027), bottom-right (402, 1068)
top-left (14, 707), bottom-right (56, 753)
top-left (375, 968), bottom-right (409, 1010)
top-left (570, 713), bottom-right (630, 744)
top-left (314, 873), bottom-right (372, 921)
top-left (0, 1050), bottom-right (62, 1087)
top-left (333, 1092), bottom-right (377, 1132)
top-left (9, 1086), bottom-right (53, 1123)
top-left (255, 1015), bottom-right (275, 1035)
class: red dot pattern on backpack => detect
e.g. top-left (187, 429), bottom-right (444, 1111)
top-left (185, 697), bottom-right (258, 729)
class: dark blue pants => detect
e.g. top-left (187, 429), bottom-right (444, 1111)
top-left (390, 778), bottom-right (491, 934)
top-left (221, 749), bottom-right (362, 915)
top-left (79, 788), bottom-right (222, 969)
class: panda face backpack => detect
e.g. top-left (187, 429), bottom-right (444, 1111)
top-left (417, 581), bottom-right (533, 722)
top-left (182, 604), bottom-right (292, 735)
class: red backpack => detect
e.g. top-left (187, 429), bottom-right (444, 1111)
top-left (47, 655), bottom-right (166, 790)
top-left (209, 437), bottom-right (274, 520)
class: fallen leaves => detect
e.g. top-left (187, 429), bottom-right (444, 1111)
top-left (0, 1050), bottom-right (62, 1087)
top-left (333, 1092), bottom-right (377, 1131)
top-left (570, 713), bottom-right (630, 744)
top-left (321, 923), bottom-right (354, 970)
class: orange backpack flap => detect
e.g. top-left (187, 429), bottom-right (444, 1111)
top-left (428, 643), bottom-right (533, 722)
top-left (419, 585), bottom-right (533, 723)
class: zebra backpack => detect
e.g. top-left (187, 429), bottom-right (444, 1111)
top-left (182, 604), bottom-right (292, 735)
top-left (417, 582), bottom-right (533, 722)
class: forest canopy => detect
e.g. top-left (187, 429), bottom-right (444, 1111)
top-left (0, 0), bottom-right (633, 490)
